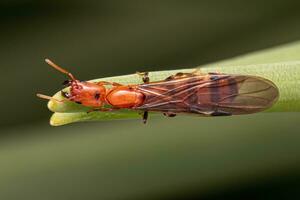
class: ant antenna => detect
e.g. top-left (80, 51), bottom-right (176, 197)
top-left (36, 93), bottom-right (66, 103)
top-left (45, 58), bottom-right (76, 81)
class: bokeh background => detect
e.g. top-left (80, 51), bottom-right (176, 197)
top-left (1, 0), bottom-right (300, 199)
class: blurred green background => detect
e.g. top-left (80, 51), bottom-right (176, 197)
top-left (1, 0), bottom-right (300, 199)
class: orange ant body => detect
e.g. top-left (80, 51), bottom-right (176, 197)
top-left (38, 59), bottom-right (279, 123)
top-left (37, 59), bottom-right (148, 122)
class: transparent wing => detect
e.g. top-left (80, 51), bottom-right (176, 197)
top-left (136, 74), bottom-right (279, 115)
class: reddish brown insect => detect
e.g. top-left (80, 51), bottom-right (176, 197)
top-left (37, 59), bottom-right (279, 123)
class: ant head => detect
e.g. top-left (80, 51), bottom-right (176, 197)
top-left (69, 81), bottom-right (107, 107)
top-left (38, 59), bottom-right (107, 108)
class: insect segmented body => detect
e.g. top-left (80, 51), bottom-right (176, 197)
top-left (37, 59), bottom-right (279, 123)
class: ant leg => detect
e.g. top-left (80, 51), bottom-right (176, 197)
top-left (163, 112), bottom-right (176, 117)
top-left (96, 81), bottom-right (122, 86)
top-left (142, 111), bottom-right (148, 124)
top-left (111, 82), bottom-right (122, 86)
top-left (210, 110), bottom-right (232, 116)
top-left (99, 107), bottom-right (120, 111)
top-left (87, 107), bottom-right (120, 113)
top-left (208, 70), bottom-right (225, 75)
top-left (136, 72), bottom-right (150, 83)
top-left (191, 68), bottom-right (206, 75)
top-left (190, 107), bottom-right (232, 116)
top-left (165, 71), bottom-right (204, 81)
top-left (190, 107), bottom-right (214, 116)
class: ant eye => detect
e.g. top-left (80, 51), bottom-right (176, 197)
top-left (61, 91), bottom-right (70, 98)
top-left (94, 92), bottom-right (101, 100)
